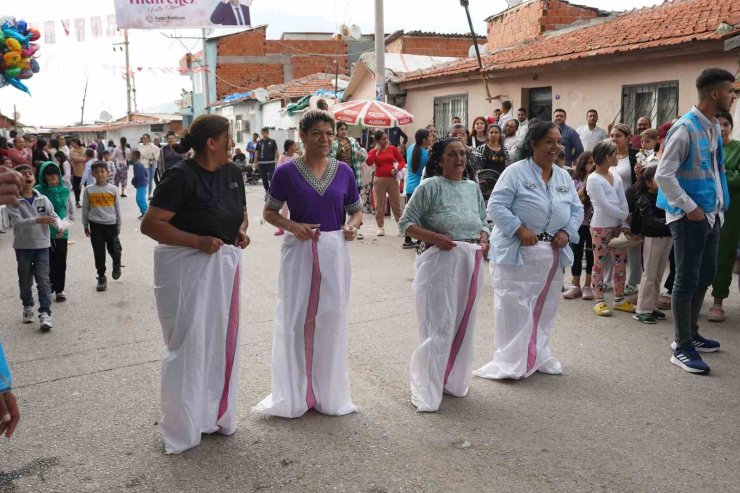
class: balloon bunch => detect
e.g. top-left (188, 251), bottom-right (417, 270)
top-left (0, 16), bottom-right (40, 95)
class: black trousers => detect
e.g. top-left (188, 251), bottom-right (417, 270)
top-left (570, 224), bottom-right (594, 277)
top-left (89, 222), bottom-right (122, 277)
top-left (73, 175), bottom-right (82, 204)
top-left (49, 238), bottom-right (68, 294)
top-left (259, 163), bottom-right (276, 193)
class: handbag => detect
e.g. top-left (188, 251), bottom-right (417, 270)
top-left (608, 232), bottom-right (643, 250)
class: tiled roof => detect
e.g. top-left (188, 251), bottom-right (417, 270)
top-left (403, 30), bottom-right (486, 39)
top-left (400, 0), bottom-right (740, 83)
top-left (267, 73), bottom-right (350, 100)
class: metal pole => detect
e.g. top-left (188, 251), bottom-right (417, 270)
top-left (374, 0), bottom-right (385, 102)
top-left (80, 78), bottom-right (88, 125)
top-left (202, 28), bottom-right (211, 114)
top-left (124, 29), bottom-right (132, 122)
top-left (460, 0), bottom-right (494, 103)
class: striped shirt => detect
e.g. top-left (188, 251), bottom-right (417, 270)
top-left (82, 183), bottom-right (121, 226)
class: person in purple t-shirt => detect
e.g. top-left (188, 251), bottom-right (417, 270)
top-left (263, 110), bottom-right (363, 237)
top-left (256, 109), bottom-right (363, 418)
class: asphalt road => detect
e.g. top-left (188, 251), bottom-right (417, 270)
top-left (0, 183), bottom-right (738, 492)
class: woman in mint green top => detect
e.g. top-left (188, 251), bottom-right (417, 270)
top-left (399, 138), bottom-right (490, 247)
top-left (709, 111), bottom-right (740, 320)
top-left (401, 137), bottom-right (489, 412)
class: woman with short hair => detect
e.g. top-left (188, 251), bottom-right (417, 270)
top-left (474, 120), bottom-right (583, 380)
top-left (254, 109), bottom-right (362, 419)
top-left (400, 137), bottom-right (489, 411)
top-left (141, 114), bottom-right (249, 454)
top-left (477, 123), bottom-right (510, 175)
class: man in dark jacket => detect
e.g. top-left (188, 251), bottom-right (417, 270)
top-left (210, 0), bottom-right (251, 26)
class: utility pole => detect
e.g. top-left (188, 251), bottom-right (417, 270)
top-left (202, 28), bottom-right (211, 113)
top-left (124, 29), bottom-right (132, 122)
top-left (80, 78), bottom-right (88, 125)
top-left (374, 0), bottom-right (385, 102)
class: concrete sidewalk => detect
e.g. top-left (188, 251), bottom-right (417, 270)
top-left (0, 183), bottom-right (738, 492)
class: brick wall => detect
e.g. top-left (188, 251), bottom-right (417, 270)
top-left (487, 0), bottom-right (598, 51)
top-left (215, 28), bottom-right (348, 100)
top-left (400, 36), bottom-right (478, 57)
top-left (385, 37), bottom-right (403, 54)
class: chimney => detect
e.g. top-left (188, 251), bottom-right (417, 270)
top-left (486, 0), bottom-right (602, 51)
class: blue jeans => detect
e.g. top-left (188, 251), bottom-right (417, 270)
top-left (669, 216), bottom-right (720, 348)
top-left (15, 248), bottom-right (52, 315)
top-left (147, 164), bottom-right (157, 197)
top-left (136, 186), bottom-right (148, 215)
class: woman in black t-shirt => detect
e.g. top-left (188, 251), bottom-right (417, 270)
top-left (140, 114), bottom-right (250, 455)
top-left (476, 123), bottom-right (511, 175)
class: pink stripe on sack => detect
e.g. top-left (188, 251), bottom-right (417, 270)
top-left (218, 263), bottom-right (241, 420)
top-left (304, 233), bottom-right (322, 409)
top-left (444, 247), bottom-right (484, 385)
top-left (526, 248), bottom-right (560, 373)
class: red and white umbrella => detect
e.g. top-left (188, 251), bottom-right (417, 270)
top-left (330, 100), bottom-right (414, 128)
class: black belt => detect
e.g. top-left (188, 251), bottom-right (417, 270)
top-left (537, 232), bottom-right (554, 242)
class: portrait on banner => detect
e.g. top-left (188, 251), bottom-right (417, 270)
top-left (113, 0), bottom-right (254, 29)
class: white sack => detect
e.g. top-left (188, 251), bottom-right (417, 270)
top-left (154, 244), bottom-right (242, 454)
top-left (254, 231), bottom-right (356, 418)
top-left (410, 242), bottom-right (484, 412)
top-left (474, 242), bottom-right (563, 380)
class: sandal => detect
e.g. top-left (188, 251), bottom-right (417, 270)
top-left (593, 301), bottom-right (612, 317)
top-left (708, 305), bottom-right (726, 322)
top-left (563, 286), bottom-right (582, 299)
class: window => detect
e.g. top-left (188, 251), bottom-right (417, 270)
top-left (235, 116), bottom-right (244, 144)
top-left (527, 87), bottom-right (552, 122)
top-left (150, 124), bottom-right (165, 133)
top-left (621, 81), bottom-right (678, 131)
top-left (434, 94), bottom-right (468, 138)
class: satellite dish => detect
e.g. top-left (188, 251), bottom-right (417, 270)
top-left (335, 23), bottom-right (362, 41)
top-left (349, 24), bottom-right (362, 40)
top-left (252, 88), bottom-right (268, 103)
top-left (99, 111), bottom-right (112, 122)
top-left (468, 44), bottom-right (488, 58)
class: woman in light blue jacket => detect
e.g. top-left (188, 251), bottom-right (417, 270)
top-left (475, 120), bottom-right (583, 381)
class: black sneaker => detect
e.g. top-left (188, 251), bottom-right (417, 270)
top-left (651, 309), bottom-right (667, 320)
top-left (96, 275), bottom-right (107, 292)
top-left (112, 264), bottom-right (122, 280)
top-left (402, 241), bottom-right (417, 249)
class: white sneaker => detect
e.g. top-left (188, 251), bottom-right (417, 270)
top-left (376, 228), bottom-right (385, 237)
top-left (39, 313), bottom-right (52, 332)
top-left (23, 307), bottom-right (34, 324)
top-left (356, 232), bottom-right (364, 240)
